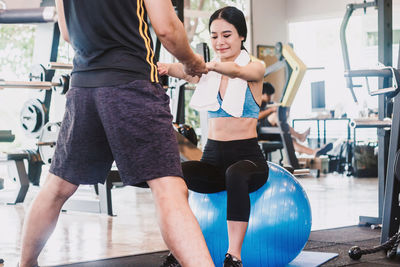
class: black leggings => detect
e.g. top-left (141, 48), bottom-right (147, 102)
top-left (182, 138), bottom-right (269, 222)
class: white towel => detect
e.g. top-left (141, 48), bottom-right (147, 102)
top-left (189, 50), bottom-right (250, 117)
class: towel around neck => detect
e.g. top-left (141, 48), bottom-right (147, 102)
top-left (189, 50), bottom-right (251, 117)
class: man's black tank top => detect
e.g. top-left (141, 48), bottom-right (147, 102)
top-left (63, 0), bottom-right (159, 87)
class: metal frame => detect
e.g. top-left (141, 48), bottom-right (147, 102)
top-left (340, 0), bottom-right (392, 226)
top-left (260, 44), bottom-right (306, 169)
top-left (381, 43), bottom-right (400, 243)
top-left (0, 154), bottom-right (29, 204)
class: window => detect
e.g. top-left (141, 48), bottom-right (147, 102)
top-left (0, 24), bottom-right (36, 150)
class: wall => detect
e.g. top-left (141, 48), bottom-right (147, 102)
top-left (251, 0), bottom-right (400, 53)
top-left (285, 0), bottom-right (355, 22)
top-left (251, 0), bottom-right (287, 54)
top-left (287, 0), bottom-right (400, 22)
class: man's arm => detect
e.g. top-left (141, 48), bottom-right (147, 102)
top-left (157, 62), bottom-right (200, 84)
top-left (144, 0), bottom-right (206, 76)
top-left (55, 0), bottom-right (70, 42)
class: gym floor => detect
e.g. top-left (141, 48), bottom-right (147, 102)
top-left (0, 166), bottom-right (379, 267)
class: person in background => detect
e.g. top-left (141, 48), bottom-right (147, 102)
top-left (258, 82), bottom-right (333, 157)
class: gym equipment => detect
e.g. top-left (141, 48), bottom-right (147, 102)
top-left (0, 130), bottom-right (15, 142)
top-left (348, 230), bottom-right (400, 260)
top-left (0, 149), bottom-right (42, 204)
top-left (345, 65), bottom-right (400, 258)
top-left (37, 122), bottom-right (60, 165)
top-left (259, 44), bottom-right (307, 169)
top-left (0, 6), bottom-right (57, 24)
top-left (29, 64), bottom-right (48, 82)
top-left (340, 0), bottom-right (394, 227)
top-left (51, 74), bottom-right (70, 95)
top-left (0, 74), bottom-right (70, 95)
top-left (20, 98), bottom-right (48, 138)
top-left (0, 152), bottom-right (30, 204)
top-left (29, 61), bottom-right (72, 79)
top-left (349, 118), bottom-right (392, 129)
top-left (188, 162), bottom-right (312, 266)
top-left (343, 1), bottom-right (400, 257)
top-left (175, 124), bottom-right (197, 146)
top-left (340, 0), bottom-right (378, 103)
top-left (47, 62), bottom-right (73, 70)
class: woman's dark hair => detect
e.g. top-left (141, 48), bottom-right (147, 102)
top-left (263, 82), bottom-right (275, 95)
top-left (209, 6), bottom-right (247, 50)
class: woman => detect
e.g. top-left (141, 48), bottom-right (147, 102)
top-left (158, 6), bottom-right (268, 267)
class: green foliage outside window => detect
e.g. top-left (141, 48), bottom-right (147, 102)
top-left (0, 24), bottom-right (35, 80)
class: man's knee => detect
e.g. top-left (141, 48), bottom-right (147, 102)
top-left (148, 176), bottom-right (188, 200)
top-left (43, 173), bottom-right (78, 200)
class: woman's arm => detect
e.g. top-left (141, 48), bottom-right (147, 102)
top-left (206, 60), bottom-right (264, 82)
top-left (157, 62), bottom-right (200, 84)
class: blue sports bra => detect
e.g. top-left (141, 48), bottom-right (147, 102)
top-left (208, 87), bottom-right (260, 119)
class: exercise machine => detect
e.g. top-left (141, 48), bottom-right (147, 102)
top-left (258, 43), bottom-right (307, 169)
top-left (340, 0), bottom-right (392, 227)
top-left (346, 48), bottom-right (400, 260)
top-left (341, 0), bottom-right (400, 258)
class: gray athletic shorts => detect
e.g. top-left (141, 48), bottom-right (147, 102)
top-left (49, 80), bottom-right (183, 186)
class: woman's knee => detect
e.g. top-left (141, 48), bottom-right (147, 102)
top-left (225, 161), bottom-right (253, 186)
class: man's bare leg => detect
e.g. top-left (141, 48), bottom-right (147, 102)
top-left (292, 139), bottom-right (316, 156)
top-left (147, 176), bottom-right (214, 267)
top-left (19, 174), bottom-right (78, 267)
top-left (289, 127), bottom-right (310, 143)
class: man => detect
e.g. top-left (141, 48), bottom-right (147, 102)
top-left (19, 1), bottom-right (214, 266)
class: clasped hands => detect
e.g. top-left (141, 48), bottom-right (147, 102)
top-left (157, 54), bottom-right (215, 78)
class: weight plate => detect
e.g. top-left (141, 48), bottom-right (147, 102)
top-left (52, 74), bottom-right (70, 95)
top-left (38, 122), bottom-right (61, 165)
top-left (29, 64), bottom-right (47, 82)
top-left (20, 98), bottom-right (47, 138)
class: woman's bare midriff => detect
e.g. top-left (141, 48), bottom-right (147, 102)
top-left (207, 117), bottom-right (258, 141)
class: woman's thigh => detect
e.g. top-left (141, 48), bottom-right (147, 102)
top-left (182, 160), bottom-right (226, 193)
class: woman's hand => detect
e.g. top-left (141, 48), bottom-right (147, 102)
top-left (206, 61), bottom-right (216, 72)
top-left (157, 62), bottom-right (170, 76)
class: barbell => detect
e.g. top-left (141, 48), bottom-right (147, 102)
top-left (0, 74), bottom-right (70, 95)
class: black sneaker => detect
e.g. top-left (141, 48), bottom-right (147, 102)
top-left (315, 142), bottom-right (333, 157)
top-left (223, 253), bottom-right (243, 267)
top-left (160, 253), bottom-right (181, 267)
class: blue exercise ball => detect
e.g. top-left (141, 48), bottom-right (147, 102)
top-left (188, 162), bottom-right (312, 267)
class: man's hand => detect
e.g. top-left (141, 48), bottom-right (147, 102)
top-left (182, 54), bottom-right (208, 77)
top-left (157, 62), bottom-right (170, 76)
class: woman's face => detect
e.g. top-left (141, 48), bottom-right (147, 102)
top-left (210, 18), bottom-right (244, 62)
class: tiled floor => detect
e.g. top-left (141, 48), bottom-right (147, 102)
top-left (0, 166), bottom-right (379, 267)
